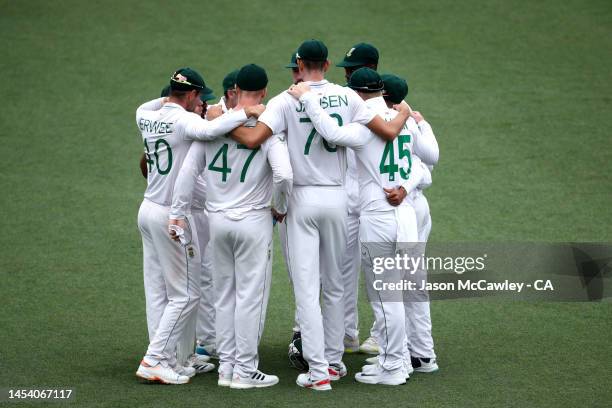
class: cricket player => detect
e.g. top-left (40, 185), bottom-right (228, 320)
top-left (190, 72), bottom-right (242, 366)
top-left (138, 86), bottom-right (216, 375)
top-left (230, 40), bottom-right (411, 390)
top-left (135, 67), bottom-right (261, 385)
top-left (287, 68), bottom-right (426, 385)
top-left (378, 74), bottom-right (440, 373)
top-left (170, 64), bottom-right (293, 389)
top-left (335, 42), bottom-right (381, 354)
top-left (336, 42), bottom-right (379, 83)
top-left (218, 69), bottom-right (239, 112)
top-left (277, 51), bottom-right (304, 344)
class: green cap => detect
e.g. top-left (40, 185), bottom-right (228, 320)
top-left (285, 52), bottom-right (298, 68)
top-left (160, 85), bottom-right (171, 97)
top-left (336, 43), bottom-right (379, 68)
top-left (162, 83), bottom-right (215, 101)
top-left (169, 67), bottom-right (212, 93)
top-left (381, 74), bottom-right (408, 104)
top-left (200, 90), bottom-right (216, 102)
top-left (296, 39), bottom-right (328, 62)
top-left (348, 67), bottom-right (384, 93)
top-left (222, 69), bottom-right (239, 93)
top-left (236, 64), bottom-right (268, 91)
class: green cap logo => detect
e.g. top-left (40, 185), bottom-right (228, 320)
top-left (347, 47), bottom-right (355, 57)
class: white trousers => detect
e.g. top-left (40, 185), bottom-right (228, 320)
top-left (192, 209), bottom-right (216, 348)
top-left (286, 186), bottom-right (347, 381)
top-left (360, 210), bottom-right (412, 372)
top-left (369, 192), bottom-right (436, 359)
top-left (138, 199), bottom-right (201, 366)
top-left (405, 192), bottom-right (435, 358)
top-left (341, 214), bottom-right (361, 340)
top-left (210, 210), bottom-right (273, 377)
top-left (278, 221), bottom-right (301, 333)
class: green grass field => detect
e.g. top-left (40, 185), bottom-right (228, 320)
top-left (1, 0), bottom-right (611, 406)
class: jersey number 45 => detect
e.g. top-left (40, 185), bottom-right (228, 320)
top-left (380, 134), bottom-right (412, 182)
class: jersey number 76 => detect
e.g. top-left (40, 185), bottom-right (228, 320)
top-left (300, 114), bottom-right (343, 155)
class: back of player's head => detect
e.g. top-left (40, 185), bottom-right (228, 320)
top-left (296, 39), bottom-right (328, 71)
top-left (236, 64), bottom-right (268, 92)
top-left (160, 85), bottom-right (171, 97)
top-left (381, 74), bottom-right (409, 104)
top-left (285, 52), bottom-right (298, 69)
top-left (337, 42), bottom-right (379, 69)
top-left (222, 69), bottom-right (240, 96)
top-left (348, 67), bottom-right (384, 93)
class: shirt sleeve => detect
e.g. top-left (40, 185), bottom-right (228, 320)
top-left (300, 91), bottom-right (369, 149)
top-left (135, 98), bottom-right (165, 124)
top-left (265, 135), bottom-right (293, 214)
top-left (401, 155), bottom-right (431, 194)
top-left (413, 120), bottom-right (439, 166)
top-left (346, 88), bottom-right (376, 125)
top-left (258, 96), bottom-right (288, 135)
top-left (177, 109), bottom-right (248, 141)
top-left (169, 142), bottom-right (207, 219)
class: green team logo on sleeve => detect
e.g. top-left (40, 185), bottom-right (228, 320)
top-left (379, 134), bottom-right (412, 181)
top-left (144, 137), bottom-right (173, 175)
top-left (208, 143), bottom-right (260, 183)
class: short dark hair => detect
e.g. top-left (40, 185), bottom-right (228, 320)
top-left (170, 89), bottom-right (194, 99)
top-left (301, 60), bottom-right (326, 71)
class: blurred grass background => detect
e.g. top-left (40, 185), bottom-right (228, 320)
top-left (0, 0), bottom-right (611, 406)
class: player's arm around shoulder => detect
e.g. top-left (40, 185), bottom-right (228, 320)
top-left (178, 106), bottom-right (260, 142)
top-left (231, 93), bottom-right (286, 149)
top-left (265, 134), bottom-right (293, 219)
top-left (366, 101), bottom-right (412, 142)
top-left (411, 109), bottom-right (439, 166)
top-left (287, 83), bottom-right (368, 149)
top-left (136, 97), bottom-right (166, 116)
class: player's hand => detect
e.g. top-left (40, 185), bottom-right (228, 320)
top-left (271, 208), bottom-right (287, 223)
top-left (287, 82), bottom-right (311, 99)
top-left (168, 218), bottom-right (187, 241)
top-left (384, 186), bottom-right (407, 206)
top-left (392, 101), bottom-right (412, 116)
top-left (206, 105), bottom-right (223, 120)
top-left (245, 104), bottom-right (266, 118)
top-left (410, 110), bottom-right (424, 123)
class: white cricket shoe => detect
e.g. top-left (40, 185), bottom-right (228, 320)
top-left (230, 370), bottom-right (279, 389)
top-left (359, 337), bottom-right (379, 355)
top-left (362, 362), bottom-right (413, 380)
top-left (404, 360), bottom-right (414, 378)
top-left (328, 362), bottom-right (347, 381)
top-left (174, 365), bottom-right (196, 378)
top-left (355, 365), bottom-right (406, 385)
top-left (411, 357), bottom-right (439, 373)
top-left (187, 354), bottom-right (216, 374)
top-left (296, 373), bottom-right (332, 391)
top-left (344, 335), bottom-right (360, 353)
top-left (136, 360), bottom-right (190, 384)
top-left (365, 355), bottom-right (379, 365)
top-left (218, 370), bottom-right (233, 387)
